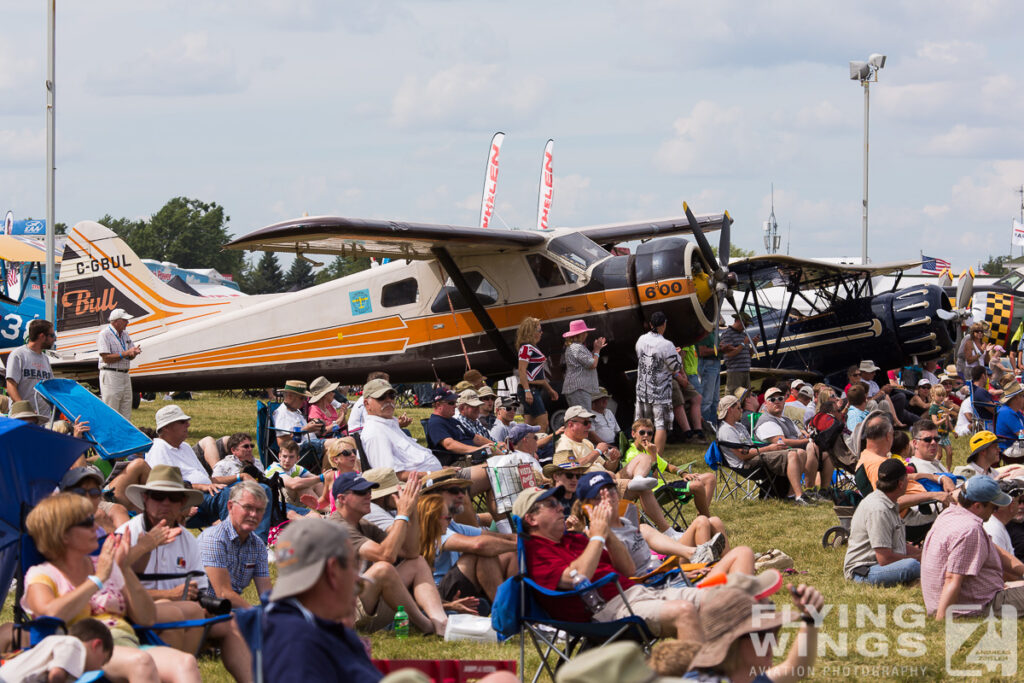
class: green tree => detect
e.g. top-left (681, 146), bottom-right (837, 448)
top-left (102, 198), bottom-right (245, 281)
top-left (981, 254), bottom-right (1010, 276)
top-left (314, 255), bottom-right (373, 285)
top-left (284, 257), bottom-right (316, 291)
top-left (245, 252), bottom-right (285, 294)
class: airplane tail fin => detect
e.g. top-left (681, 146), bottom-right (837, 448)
top-left (56, 221), bottom-right (235, 356)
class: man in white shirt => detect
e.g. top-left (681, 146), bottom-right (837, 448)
top-left (590, 387), bottom-right (621, 446)
top-left (907, 420), bottom-right (956, 492)
top-left (360, 379), bottom-right (492, 496)
top-left (984, 481), bottom-right (1024, 554)
top-left (5, 318), bottom-right (55, 419)
top-left (96, 308), bottom-right (141, 420)
top-left (118, 465), bottom-right (251, 681)
top-left (754, 388), bottom-right (824, 498)
top-left (146, 404), bottom-right (272, 539)
top-left (272, 380), bottom-right (324, 468)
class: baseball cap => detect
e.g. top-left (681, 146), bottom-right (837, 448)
top-left (432, 388), bottom-right (458, 404)
top-left (717, 395), bottom-right (740, 420)
top-left (331, 472), bottom-right (379, 497)
top-left (564, 405), bottom-right (596, 422)
top-left (59, 465), bottom-right (105, 491)
top-left (155, 405), bottom-right (190, 431)
top-left (508, 423), bottom-right (541, 446)
top-left (967, 431), bottom-right (999, 462)
top-left (575, 470), bottom-right (616, 502)
top-left (798, 385), bottom-right (815, 399)
top-left (456, 390), bottom-right (483, 407)
top-left (269, 518), bottom-right (352, 601)
top-left (476, 386), bottom-right (496, 399)
top-left (511, 485), bottom-right (564, 519)
top-left (764, 387), bottom-right (783, 400)
top-left (790, 380), bottom-right (806, 390)
top-left (362, 379), bottom-right (394, 399)
top-left (963, 475), bottom-right (1012, 506)
top-left (876, 458), bottom-right (907, 484)
top-left (496, 396), bottom-right (519, 409)
top-left (108, 308), bottom-right (132, 322)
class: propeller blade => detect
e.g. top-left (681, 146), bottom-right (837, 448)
top-left (956, 269), bottom-right (974, 311)
top-left (937, 269), bottom-right (952, 289)
top-left (683, 202), bottom-right (718, 273)
top-left (718, 210), bottom-right (732, 268)
top-left (936, 309), bottom-right (957, 321)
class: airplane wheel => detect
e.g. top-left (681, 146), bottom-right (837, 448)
top-left (821, 526), bottom-right (849, 549)
top-left (550, 409), bottom-right (566, 433)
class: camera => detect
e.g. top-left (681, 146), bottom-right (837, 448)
top-left (197, 588), bottom-right (232, 615)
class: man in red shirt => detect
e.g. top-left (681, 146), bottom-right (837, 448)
top-left (514, 486), bottom-right (781, 638)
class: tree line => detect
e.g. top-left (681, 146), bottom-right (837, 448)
top-left (92, 197), bottom-right (371, 295)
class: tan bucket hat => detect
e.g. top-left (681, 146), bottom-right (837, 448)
top-left (362, 467), bottom-right (402, 500)
top-left (126, 464), bottom-right (205, 510)
top-left (308, 376), bottom-right (340, 404)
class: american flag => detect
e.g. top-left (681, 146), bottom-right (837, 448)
top-left (921, 255), bottom-right (950, 276)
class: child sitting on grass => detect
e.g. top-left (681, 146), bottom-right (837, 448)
top-left (0, 617), bottom-right (112, 683)
top-left (622, 418), bottom-right (716, 517)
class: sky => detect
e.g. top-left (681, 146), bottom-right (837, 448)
top-left (2, 0), bottom-right (1023, 273)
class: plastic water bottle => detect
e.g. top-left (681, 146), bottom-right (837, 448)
top-left (569, 569), bottom-right (606, 613)
top-left (393, 605), bottom-right (409, 638)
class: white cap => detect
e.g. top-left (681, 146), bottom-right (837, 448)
top-left (109, 308), bottom-right (133, 322)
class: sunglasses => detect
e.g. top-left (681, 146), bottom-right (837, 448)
top-left (636, 429), bottom-right (654, 437)
top-left (558, 472), bottom-right (581, 480)
top-left (238, 444), bottom-right (254, 449)
top-left (442, 401), bottom-right (456, 406)
top-left (570, 419), bottom-right (592, 427)
top-left (71, 487), bottom-right (103, 498)
top-left (334, 449), bottom-right (356, 458)
top-left (347, 489), bottom-right (373, 497)
top-left (766, 396), bottom-right (785, 403)
top-left (148, 491), bottom-right (186, 503)
top-left (441, 486), bottom-right (468, 495)
top-left (72, 515), bottom-right (95, 529)
top-left (915, 436), bottom-right (940, 444)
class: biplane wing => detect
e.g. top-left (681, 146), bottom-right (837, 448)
top-left (224, 216), bottom-right (547, 259)
top-left (727, 255), bottom-right (922, 292)
top-left (572, 213), bottom-right (730, 246)
top-left (0, 235), bottom-right (62, 263)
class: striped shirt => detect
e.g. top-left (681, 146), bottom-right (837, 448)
top-left (720, 326), bottom-right (752, 372)
top-left (563, 342), bottom-right (600, 397)
top-left (199, 520), bottom-right (269, 595)
top-left (97, 325), bottom-right (133, 371)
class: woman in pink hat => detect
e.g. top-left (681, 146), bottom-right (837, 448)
top-left (562, 319), bottom-right (606, 410)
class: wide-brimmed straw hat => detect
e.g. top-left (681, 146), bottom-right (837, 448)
top-left (126, 465), bottom-right (205, 510)
top-left (281, 380), bottom-right (312, 397)
top-left (689, 587), bottom-right (800, 668)
top-left (1000, 379), bottom-right (1024, 404)
top-left (8, 400), bottom-right (44, 424)
top-left (421, 468), bottom-right (472, 493)
top-left (362, 467), bottom-right (402, 500)
top-left (308, 376), bottom-right (340, 403)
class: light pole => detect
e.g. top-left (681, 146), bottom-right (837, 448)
top-left (849, 53), bottom-right (886, 265)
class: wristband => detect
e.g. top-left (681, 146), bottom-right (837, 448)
top-left (319, 473), bottom-right (325, 482)
top-left (87, 575), bottom-right (104, 592)
top-left (236, 475), bottom-right (241, 483)
top-left (589, 535), bottom-right (606, 546)
top-left (395, 514), bottom-right (410, 523)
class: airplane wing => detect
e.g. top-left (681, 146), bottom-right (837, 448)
top-left (224, 216), bottom-right (547, 259)
top-left (572, 212), bottom-right (729, 245)
top-left (728, 255), bottom-right (921, 291)
top-left (0, 235), bottom-right (62, 263)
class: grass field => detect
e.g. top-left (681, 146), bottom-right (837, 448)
top-left (7, 393), bottom-right (1022, 682)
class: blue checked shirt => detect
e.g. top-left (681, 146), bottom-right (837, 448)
top-left (199, 520), bottom-right (269, 595)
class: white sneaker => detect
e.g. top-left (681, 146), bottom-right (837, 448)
top-left (691, 532), bottom-right (726, 564)
top-left (627, 476), bottom-right (659, 492)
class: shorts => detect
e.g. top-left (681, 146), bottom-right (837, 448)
top-left (193, 438), bottom-right (229, 463)
top-left (748, 449), bottom-right (791, 477)
top-left (517, 387), bottom-right (547, 417)
top-left (457, 467), bottom-right (475, 483)
top-left (939, 435), bottom-right (951, 447)
top-left (593, 584), bottom-right (700, 637)
top-left (355, 594), bottom-right (396, 633)
top-left (439, 565), bottom-right (485, 603)
top-left (111, 627), bottom-right (142, 649)
top-left (671, 379), bottom-right (700, 408)
top-left (635, 402), bottom-right (673, 432)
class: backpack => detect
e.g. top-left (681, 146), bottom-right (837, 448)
top-left (808, 412), bottom-right (844, 452)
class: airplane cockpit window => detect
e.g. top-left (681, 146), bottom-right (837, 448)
top-left (381, 278), bottom-right (419, 307)
top-left (547, 233), bottom-right (607, 270)
top-left (526, 254), bottom-right (567, 288)
top-left (430, 272), bottom-right (500, 313)
top-left (995, 269), bottom-right (1024, 291)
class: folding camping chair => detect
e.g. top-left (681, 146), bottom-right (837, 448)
top-left (256, 400), bottom-right (282, 467)
top-left (968, 382), bottom-right (998, 434)
top-left (35, 379), bottom-right (152, 460)
top-left (704, 441), bottom-right (782, 502)
top-left (491, 516), bottom-right (654, 683)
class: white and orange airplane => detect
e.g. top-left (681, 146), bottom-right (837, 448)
top-left (51, 205), bottom-right (731, 395)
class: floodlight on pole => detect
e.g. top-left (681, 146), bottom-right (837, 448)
top-left (849, 53), bottom-right (885, 265)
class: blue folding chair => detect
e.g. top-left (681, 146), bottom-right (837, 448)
top-left (256, 401), bottom-right (282, 467)
top-left (35, 379), bottom-right (152, 460)
top-left (706, 440), bottom-right (781, 501)
top-left (491, 516), bottom-right (654, 683)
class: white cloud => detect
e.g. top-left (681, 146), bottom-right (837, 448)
top-left (390, 64), bottom-right (545, 129)
top-left (0, 128), bottom-right (45, 165)
top-left (922, 124), bottom-right (1021, 157)
top-left (915, 41), bottom-right (987, 65)
top-left (89, 32), bottom-right (247, 96)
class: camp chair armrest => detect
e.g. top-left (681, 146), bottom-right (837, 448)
top-left (136, 570), bottom-right (206, 582)
top-left (522, 572), bottom-right (619, 598)
top-left (138, 614), bottom-right (233, 631)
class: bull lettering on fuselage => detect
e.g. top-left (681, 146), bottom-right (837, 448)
top-left (61, 287), bottom-right (117, 317)
top-left (74, 255), bottom-right (130, 276)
